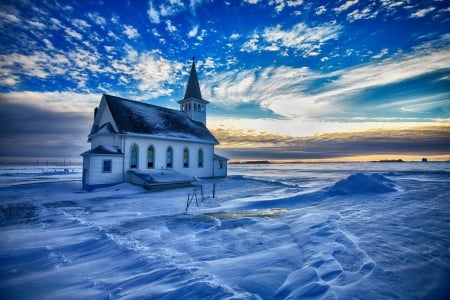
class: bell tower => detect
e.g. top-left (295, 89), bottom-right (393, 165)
top-left (178, 57), bottom-right (209, 126)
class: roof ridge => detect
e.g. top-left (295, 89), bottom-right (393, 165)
top-left (101, 94), bottom-right (218, 144)
top-left (104, 94), bottom-right (182, 114)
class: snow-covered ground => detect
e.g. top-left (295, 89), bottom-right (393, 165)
top-left (0, 163), bottom-right (449, 299)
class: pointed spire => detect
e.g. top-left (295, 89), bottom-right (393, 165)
top-left (184, 57), bottom-right (203, 100)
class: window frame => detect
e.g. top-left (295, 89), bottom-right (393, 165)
top-left (166, 146), bottom-right (173, 168)
top-left (147, 145), bottom-right (155, 169)
top-left (198, 148), bottom-right (203, 168)
top-left (183, 147), bottom-right (189, 168)
top-left (130, 144), bottom-right (139, 169)
top-left (102, 159), bottom-right (112, 173)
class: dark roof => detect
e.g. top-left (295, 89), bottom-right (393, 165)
top-left (81, 145), bottom-right (122, 156)
top-left (91, 122), bottom-right (116, 135)
top-left (214, 154), bottom-right (229, 160)
top-left (102, 94), bottom-right (219, 144)
top-left (184, 61), bottom-right (202, 100)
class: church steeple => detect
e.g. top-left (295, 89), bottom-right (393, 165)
top-left (178, 57), bottom-right (209, 126)
top-left (184, 57), bottom-right (202, 100)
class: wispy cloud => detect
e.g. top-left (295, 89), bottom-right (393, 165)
top-left (409, 7), bottom-right (436, 18)
top-left (147, 0), bottom-right (204, 24)
top-left (147, 0), bottom-right (185, 24)
top-left (188, 25), bottom-right (199, 38)
top-left (315, 5), bottom-right (327, 15)
top-left (165, 20), bottom-right (177, 33)
top-left (123, 24), bottom-right (140, 39)
top-left (204, 45), bottom-right (450, 120)
top-left (334, 0), bottom-right (359, 13)
top-left (241, 22), bottom-right (341, 57)
top-left (0, 92), bottom-right (100, 113)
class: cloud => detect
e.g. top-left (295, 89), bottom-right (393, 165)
top-left (0, 92), bottom-right (101, 114)
top-left (346, 6), bottom-right (378, 21)
top-left (315, 5), bottom-right (327, 15)
top-left (165, 20), bottom-right (177, 33)
top-left (72, 18), bottom-right (91, 29)
top-left (371, 48), bottom-right (389, 59)
top-left (64, 28), bottom-right (83, 40)
top-left (147, 0), bottom-right (186, 24)
top-left (147, 1), bottom-right (161, 23)
top-left (242, 22), bottom-right (341, 57)
top-left (203, 44), bottom-right (450, 120)
top-left (334, 0), bottom-right (359, 13)
top-left (212, 124), bottom-right (450, 160)
top-left (86, 12), bottom-right (106, 26)
top-left (267, 0), bottom-right (304, 13)
top-left (409, 7), bottom-right (436, 18)
top-left (123, 24), bottom-right (140, 39)
top-left (188, 25), bottom-right (199, 38)
top-left (0, 102), bottom-right (92, 159)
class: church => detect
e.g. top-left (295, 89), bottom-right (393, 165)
top-left (81, 60), bottom-right (228, 191)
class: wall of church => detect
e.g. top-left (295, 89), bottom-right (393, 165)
top-left (213, 158), bottom-right (228, 178)
top-left (90, 135), bottom-right (122, 150)
top-left (83, 154), bottom-right (124, 189)
top-left (123, 136), bottom-right (215, 178)
top-left (95, 98), bottom-right (117, 131)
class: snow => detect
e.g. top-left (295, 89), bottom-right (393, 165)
top-left (1, 162), bottom-right (449, 299)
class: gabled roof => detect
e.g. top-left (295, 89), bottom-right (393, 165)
top-left (91, 122), bottom-right (117, 135)
top-left (178, 60), bottom-right (209, 104)
top-left (214, 154), bottom-right (229, 161)
top-left (81, 145), bottom-right (122, 156)
top-left (101, 94), bottom-right (219, 144)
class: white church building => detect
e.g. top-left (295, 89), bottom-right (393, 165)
top-left (81, 60), bottom-right (227, 191)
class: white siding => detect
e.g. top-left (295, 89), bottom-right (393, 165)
top-left (91, 135), bottom-right (118, 149)
top-left (123, 137), bottom-right (215, 178)
top-left (214, 158), bottom-right (228, 178)
top-left (96, 97), bottom-right (118, 131)
top-left (86, 155), bottom-right (123, 186)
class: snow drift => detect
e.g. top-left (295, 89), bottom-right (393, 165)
top-left (329, 173), bottom-right (397, 195)
top-left (1, 163), bottom-right (449, 299)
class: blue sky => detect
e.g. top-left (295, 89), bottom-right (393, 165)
top-left (0, 0), bottom-right (449, 162)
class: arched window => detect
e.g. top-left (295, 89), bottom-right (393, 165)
top-left (198, 148), bottom-right (203, 168)
top-left (147, 146), bottom-right (154, 168)
top-left (183, 147), bottom-right (189, 168)
top-left (194, 103), bottom-right (197, 111)
top-left (166, 147), bottom-right (173, 168)
top-left (130, 144), bottom-right (138, 168)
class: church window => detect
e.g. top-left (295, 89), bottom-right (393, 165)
top-left (183, 147), bottom-right (189, 168)
top-left (147, 146), bottom-right (154, 168)
top-left (194, 103), bottom-right (197, 111)
top-left (188, 103), bottom-right (192, 111)
top-left (218, 160), bottom-right (223, 169)
top-left (102, 159), bottom-right (112, 173)
top-left (130, 144), bottom-right (138, 168)
top-left (198, 149), bottom-right (203, 168)
top-left (166, 147), bottom-right (173, 168)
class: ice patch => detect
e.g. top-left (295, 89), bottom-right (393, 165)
top-left (329, 173), bottom-right (396, 195)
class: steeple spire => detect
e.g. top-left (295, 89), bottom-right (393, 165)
top-left (178, 58), bottom-right (209, 125)
top-left (183, 57), bottom-right (202, 100)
